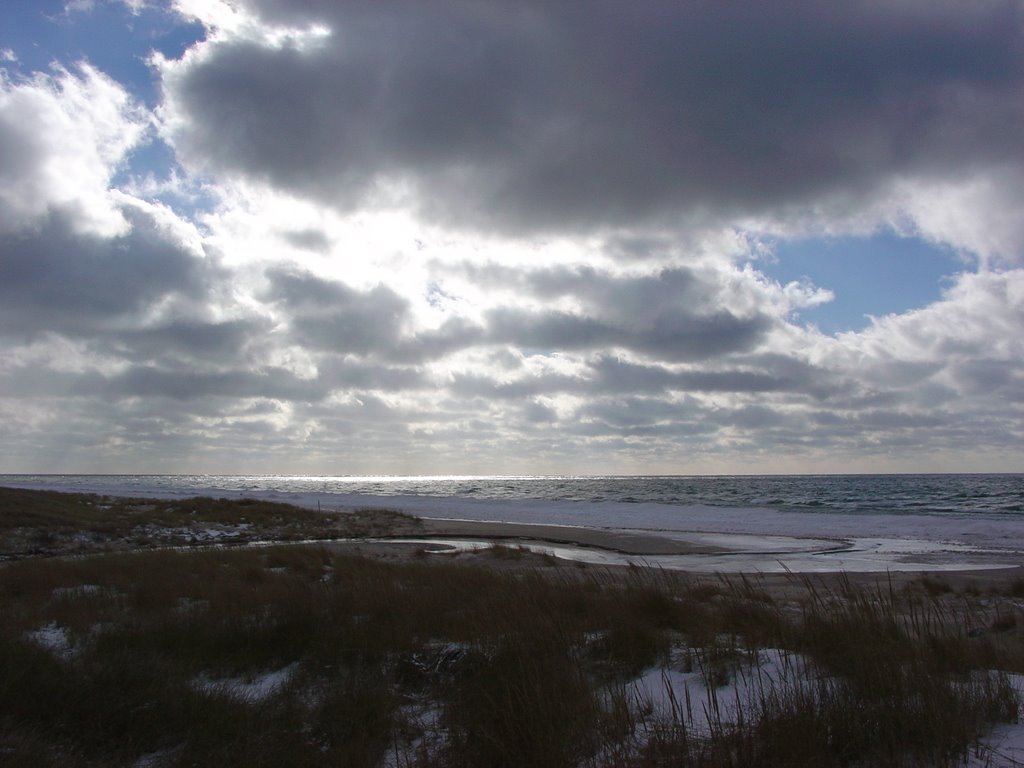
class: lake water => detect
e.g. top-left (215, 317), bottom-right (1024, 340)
top-left (1, 473), bottom-right (1021, 518)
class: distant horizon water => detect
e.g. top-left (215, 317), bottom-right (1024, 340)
top-left (2, 473), bottom-right (1022, 519)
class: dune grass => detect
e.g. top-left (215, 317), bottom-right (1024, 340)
top-left (0, 540), bottom-right (1021, 767)
top-left (1, 487), bottom-right (1021, 766)
top-left (0, 486), bottom-right (421, 560)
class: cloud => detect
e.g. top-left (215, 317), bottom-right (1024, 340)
top-left (107, 365), bottom-right (326, 401)
top-left (589, 355), bottom-right (843, 398)
top-left (485, 307), bottom-right (769, 361)
top-left (264, 268), bottom-right (412, 355)
top-left (0, 363), bottom-right (322, 403)
top-left (840, 271), bottom-right (1024, 413)
top-left (843, 269), bottom-right (1024, 364)
top-left (0, 204), bottom-right (207, 338)
top-left (279, 228), bottom-right (331, 253)
top-left (2, 2), bottom-right (1024, 473)
top-left (159, 0), bottom-right (1024, 249)
top-left (447, 263), bottom-right (776, 360)
top-left (111, 318), bottom-right (271, 363)
top-left (0, 63), bottom-right (149, 236)
top-left (893, 172), bottom-right (1024, 266)
top-left (449, 371), bottom-right (581, 400)
top-left (263, 261), bottom-right (780, 366)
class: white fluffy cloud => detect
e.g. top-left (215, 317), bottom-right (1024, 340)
top-left (0, 63), bottom-right (149, 236)
top-left (893, 173), bottom-right (1024, 266)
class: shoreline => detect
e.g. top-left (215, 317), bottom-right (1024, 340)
top-left (399, 520), bottom-right (1024, 581)
top-left (405, 516), bottom-right (1024, 576)
top-left (419, 517), bottom-right (732, 554)
top-left (2, 483), bottom-right (1021, 576)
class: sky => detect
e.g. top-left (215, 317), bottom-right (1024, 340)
top-left (1, 0), bottom-right (1023, 476)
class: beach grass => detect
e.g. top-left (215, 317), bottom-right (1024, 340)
top-left (1, 487), bottom-right (1021, 766)
top-left (0, 486), bottom-right (421, 560)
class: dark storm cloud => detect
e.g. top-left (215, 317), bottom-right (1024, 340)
top-left (264, 263), bottom-right (771, 363)
top-left (109, 365), bottom-right (330, 402)
top-left (166, 0), bottom-right (1024, 233)
top-left (0, 110), bottom-right (42, 192)
top-left (948, 359), bottom-right (1024, 401)
top-left (280, 228), bottom-right (332, 253)
top-left (590, 356), bottom-right (804, 395)
top-left (391, 317), bottom-right (484, 364)
top-left (0, 364), bottom-right (329, 403)
top-left (576, 396), bottom-right (703, 430)
top-left (0, 207), bottom-right (205, 337)
top-left (447, 353), bottom-right (840, 403)
top-left (449, 371), bottom-right (582, 400)
top-left (264, 269), bottom-right (487, 363)
top-left (0, 353), bottom-right (431, 407)
top-left (453, 263), bottom-right (716, 319)
top-left (722, 406), bottom-right (793, 430)
top-left (521, 399), bottom-right (558, 424)
top-left (457, 264), bottom-right (773, 359)
top-left (486, 307), bottom-right (768, 360)
top-left (111, 318), bottom-right (272, 362)
top-left (265, 268), bottom-right (411, 355)
top-left (521, 266), bottom-right (705, 311)
top-left (586, 356), bottom-right (678, 393)
top-left (316, 356), bottom-right (427, 392)
top-left (853, 410), bottom-right (948, 429)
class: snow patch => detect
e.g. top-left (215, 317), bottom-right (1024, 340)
top-left (192, 662), bottom-right (299, 702)
top-left (51, 584), bottom-right (107, 598)
top-left (25, 623), bottom-right (73, 659)
top-left (627, 647), bottom-right (812, 736)
top-left (969, 674), bottom-right (1024, 767)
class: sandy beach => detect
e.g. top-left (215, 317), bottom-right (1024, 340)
top-left (323, 514), bottom-right (1024, 596)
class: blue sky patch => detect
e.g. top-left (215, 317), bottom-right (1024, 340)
top-left (761, 232), bottom-right (967, 335)
top-left (1, 0), bottom-right (203, 107)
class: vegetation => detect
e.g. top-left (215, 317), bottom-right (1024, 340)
top-left (0, 486), bottom-right (421, 559)
top-left (0, 487), bottom-right (1021, 766)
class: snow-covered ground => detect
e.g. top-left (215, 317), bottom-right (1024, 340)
top-left (623, 657), bottom-right (1024, 767)
top-left (974, 713), bottom-right (1024, 767)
